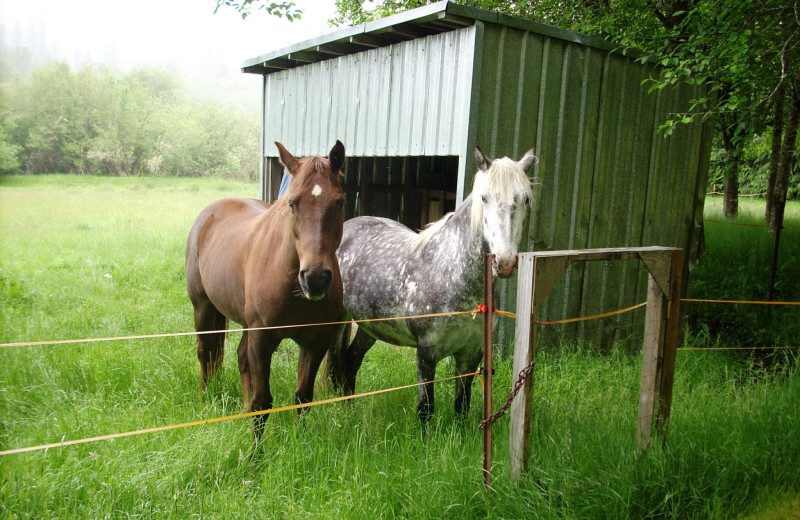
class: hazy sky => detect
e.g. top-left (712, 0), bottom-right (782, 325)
top-left (0, 0), bottom-right (339, 79)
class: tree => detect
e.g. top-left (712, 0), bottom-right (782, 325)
top-left (1, 63), bottom-right (260, 179)
top-left (213, 0), bottom-right (302, 20)
top-left (632, 0), bottom-right (798, 226)
top-left (0, 126), bottom-right (21, 173)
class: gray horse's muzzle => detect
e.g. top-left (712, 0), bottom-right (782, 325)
top-left (492, 255), bottom-right (518, 278)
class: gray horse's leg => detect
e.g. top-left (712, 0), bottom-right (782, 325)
top-left (453, 347), bottom-right (483, 419)
top-left (324, 320), bottom-right (352, 393)
top-left (416, 347), bottom-right (438, 424)
top-left (338, 326), bottom-right (376, 395)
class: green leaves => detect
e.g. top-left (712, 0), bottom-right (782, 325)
top-left (214, 1), bottom-right (303, 21)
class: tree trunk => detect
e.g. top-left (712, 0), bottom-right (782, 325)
top-left (765, 82), bottom-right (785, 225)
top-left (721, 124), bottom-right (739, 218)
top-left (770, 63), bottom-right (800, 232)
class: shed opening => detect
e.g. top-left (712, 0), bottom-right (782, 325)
top-left (264, 155), bottom-right (458, 231)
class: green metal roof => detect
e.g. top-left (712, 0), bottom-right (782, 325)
top-left (241, 1), bottom-right (636, 75)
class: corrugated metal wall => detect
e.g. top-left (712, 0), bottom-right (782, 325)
top-left (262, 26), bottom-right (477, 158)
top-left (471, 22), bottom-right (712, 351)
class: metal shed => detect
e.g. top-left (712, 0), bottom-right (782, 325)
top-left (242, 1), bottom-right (713, 350)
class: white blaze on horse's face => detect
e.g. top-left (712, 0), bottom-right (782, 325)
top-left (277, 140), bottom-right (346, 300)
top-left (472, 147), bottom-right (537, 278)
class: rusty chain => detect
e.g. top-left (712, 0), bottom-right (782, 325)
top-left (479, 360), bottom-right (536, 429)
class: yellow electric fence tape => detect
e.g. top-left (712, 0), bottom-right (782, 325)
top-left (0, 371), bottom-right (479, 456)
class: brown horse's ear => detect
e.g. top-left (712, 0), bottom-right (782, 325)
top-left (474, 146), bottom-right (491, 172)
top-left (275, 142), bottom-right (299, 173)
top-left (329, 140), bottom-right (345, 172)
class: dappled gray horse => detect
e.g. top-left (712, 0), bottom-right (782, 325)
top-left (328, 147), bottom-right (536, 422)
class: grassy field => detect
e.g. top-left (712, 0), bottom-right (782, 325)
top-left (1, 175), bottom-right (798, 519)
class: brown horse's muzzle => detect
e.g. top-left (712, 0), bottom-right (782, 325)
top-left (299, 267), bottom-right (333, 301)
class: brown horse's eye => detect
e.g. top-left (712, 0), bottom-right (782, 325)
top-left (335, 198), bottom-right (345, 211)
top-left (288, 200), bottom-right (297, 213)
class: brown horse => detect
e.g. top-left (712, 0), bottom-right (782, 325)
top-left (185, 141), bottom-right (346, 437)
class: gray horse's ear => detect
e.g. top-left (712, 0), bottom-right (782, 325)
top-left (329, 140), bottom-right (345, 172)
top-left (518, 148), bottom-right (537, 173)
top-left (474, 146), bottom-right (491, 172)
top-left (275, 142), bottom-right (299, 173)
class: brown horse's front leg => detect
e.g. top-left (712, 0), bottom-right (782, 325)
top-left (243, 330), bottom-right (278, 439)
top-left (295, 341), bottom-right (329, 410)
top-left (236, 332), bottom-right (251, 409)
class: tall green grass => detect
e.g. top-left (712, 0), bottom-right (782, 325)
top-left (689, 196), bottom-right (800, 350)
top-left (1, 176), bottom-right (798, 519)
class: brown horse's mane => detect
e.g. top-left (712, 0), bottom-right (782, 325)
top-left (271, 156), bottom-right (344, 216)
top-left (305, 156), bottom-right (345, 181)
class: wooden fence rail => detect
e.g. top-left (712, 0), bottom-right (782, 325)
top-left (509, 246), bottom-right (683, 481)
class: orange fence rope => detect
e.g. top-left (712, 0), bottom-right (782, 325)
top-left (0, 370), bottom-right (480, 456)
top-left (678, 346), bottom-right (800, 352)
top-left (476, 302), bottom-right (649, 324)
top-left (704, 218), bottom-right (797, 232)
top-left (536, 302), bottom-right (647, 325)
top-left (681, 298), bottom-right (800, 306)
top-left (0, 310), bottom-right (478, 349)
top-left (3, 298), bottom-right (796, 350)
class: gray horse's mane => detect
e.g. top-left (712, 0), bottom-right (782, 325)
top-left (407, 157), bottom-right (533, 250)
top-left (406, 211), bottom-right (456, 251)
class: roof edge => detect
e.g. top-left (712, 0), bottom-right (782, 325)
top-left (241, 1), bottom-right (650, 75)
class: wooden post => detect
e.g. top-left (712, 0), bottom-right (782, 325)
top-left (483, 254), bottom-right (494, 491)
top-left (637, 270), bottom-right (667, 449)
top-left (510, 254), bottom-right (569, 481)
top-left (509, 254), bottom-right (535, 480)
top-left (657, 249), bottom-right (682, 439)
top-left (637, 248), bottom-right (682, 449)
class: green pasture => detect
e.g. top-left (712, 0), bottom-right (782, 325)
top-left (1, 175), bottom-right (798, 519)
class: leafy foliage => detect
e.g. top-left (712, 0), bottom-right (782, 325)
top-left (0, 126), bottom-right (21, 174)
top-left (214, 0), bottom-right (302, 20)
top-left (708, 133), bottom-right (800, 199)
top-left (625, 1), bottom-right (792, 140)
top-left (0, 63), bottom-right (260, 179)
